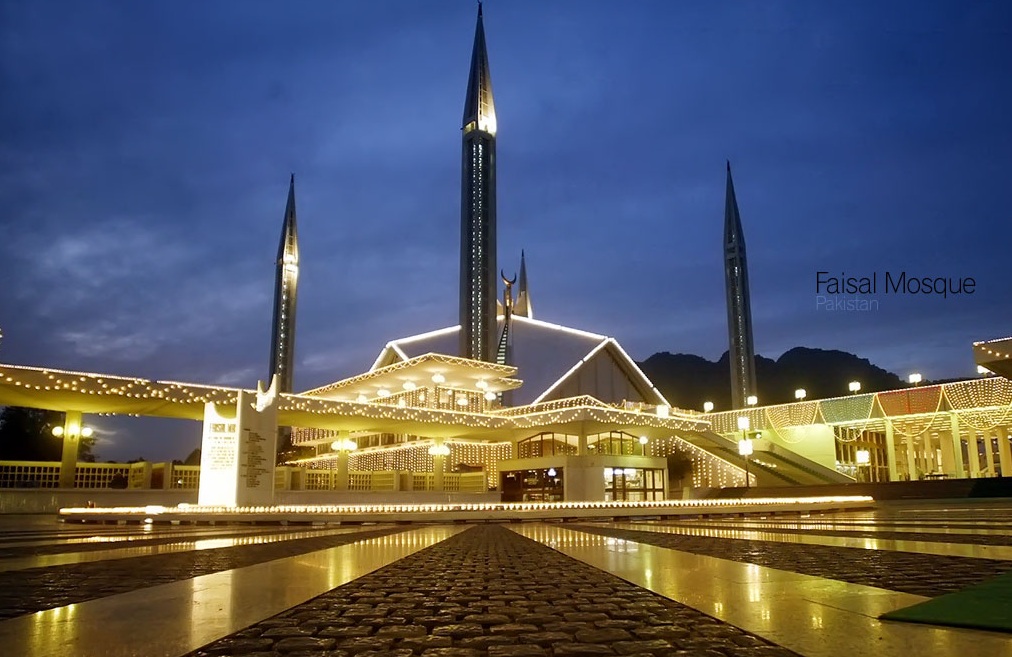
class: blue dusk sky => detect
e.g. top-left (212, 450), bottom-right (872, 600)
top-left (1, 1), bottom-right (1010, 460)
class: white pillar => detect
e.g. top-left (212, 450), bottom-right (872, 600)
top-left (997, 426), bottom-right (1012, 478)
top-left (58, 411), bottom-right (83, 489)
top-left (905, 432), bottom-right (918, 481)
top-left (948, 414), bottom-right (965, 478)
top-left (983, 430), bottom-right (996, 478)
top-left (884, 421), bottom-right (898, 481)
top-left (335, 430), bottom-right (349, 491)
top-left (433, 447), bottom-right (445, 492)
top-left (967, 433), bottom-right (981, 478)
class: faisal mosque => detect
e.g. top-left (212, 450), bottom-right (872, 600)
top-left (1, 5), bottom-right (1010, 508)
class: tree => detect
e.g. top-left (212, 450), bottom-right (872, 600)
top-left (0, 406), bottom-right (97, 462)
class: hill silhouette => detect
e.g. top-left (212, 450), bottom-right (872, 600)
top-left (638, 346), bottom-right (904, 412)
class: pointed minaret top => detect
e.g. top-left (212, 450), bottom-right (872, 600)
top-left (724, 161), bottom-right (744, 251)
top-left (278, 174), bottom-right (299, 264)
top-left (515, 250), bottom-right (533, 319)
top-left (463, 3), bottom-right (496, 135)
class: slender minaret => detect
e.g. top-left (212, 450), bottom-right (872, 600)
top-left (269, 174), bottom-right (299, 395)
top-left (459, 2), bottom-right (498, 362)
top-left (724, 161), bottom-right (757, 409)
top-left (514, 250), bottom-right (533, 318)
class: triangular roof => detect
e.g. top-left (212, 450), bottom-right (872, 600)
top-left (372, 316), bottom-right (668, 407)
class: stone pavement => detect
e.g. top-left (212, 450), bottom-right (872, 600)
top-left (566, 523), bottom-right (1011, 597)
top-left (190, 524), bottom-right (797, 657)
top-left (0, 525), bottom-right (402, 619)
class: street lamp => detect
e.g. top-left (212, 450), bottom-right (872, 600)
top-left (703, 401), bottom-right (714, 413)
top-left (795, 388), bottom-right (806, 401)
top-left (746, 395), bottom-right (758, 407)
top-left (52, 424), bottom-right (93, 439)
top-left (908, 373), bottom-right (922, 385)
top-left (849, 381), bottom-right (861, 394)
top-left (638, 435), bottom-right (648, 456)
top-left (737, 416), bottom-right (753, 489)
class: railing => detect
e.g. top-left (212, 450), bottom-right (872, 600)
top-left (0, 460), bottom-right (489, 493)
top-left (0, 460), bottom-right (159, 489)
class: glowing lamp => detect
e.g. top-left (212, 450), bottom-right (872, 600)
top-left (431, 373), bottom-right (446, 384)
top-left (794, 389), bottom-right (806, 400)
top-left (738, 439), bottom-right (754, 457)
top-left (737, 416), bottom-right (751, 432)
top-left (484, 391), bottom-right (496, 401)
top-left (703, 401), bottom-right (714, 413)
top-left (638, 436), bottom-right (648, 445)
top-left (856, 449), bottom-right (870, 465)
top-left (52, 426), bottom-right (64, 437)
top-left (746, 395), bottom-right (758, 407)
top-left (848, 381), bottom-right (861, 393)
top-left (908, 373), bottom-right (922, 385)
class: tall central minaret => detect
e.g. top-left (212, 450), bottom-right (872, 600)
top-left (723, 162), bottom-right (757, 409)
top-left (270, 174), bottom-right (299, 394)
top-left (459, 2), bottom-right (498, 362)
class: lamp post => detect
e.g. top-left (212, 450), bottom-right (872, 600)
top-left (849, 381), bottom-right (861, 394)
top-left (330, 435), bottom-right (357, 491)
top-left (638, 435), bottom-right (648, 456)
top-left (428, 442), bottom-right (450, 491)
top-left (53, 414), bottom-right (93, 488)
top-left (737, 416), bottom-right (753, 489)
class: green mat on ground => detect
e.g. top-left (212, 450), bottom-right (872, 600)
top-left (880, 570), bottom-right (1012, 633)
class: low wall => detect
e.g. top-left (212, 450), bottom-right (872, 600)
top-left (276, 490), bottom-right (501, 505)
top-left (0, 489), bottom-right (199, 514)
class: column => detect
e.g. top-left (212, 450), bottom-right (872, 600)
top-left (967, 433), bottom-right (981, 478)
top-left (58, 411), bottom-right (83, 489)
top-left (432, 439), bottom-right (445, 492)
top-left (904, 431), bottom-right (917, 481)
top-left (884, 421), bottom-right (898, 481)
top-left (983, 430), bottom-right (996, 478)
top-left (997, 426), bottom-right (1012, 477)
top-left (948, 413), bottom-right (965, 478)
top-left (577, 431), bottom-right (588, 456)
top-left (335, 430), bottom-right (350, 491)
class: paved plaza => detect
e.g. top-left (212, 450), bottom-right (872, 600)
top-left (0, 502), bottom-right (1009, 656)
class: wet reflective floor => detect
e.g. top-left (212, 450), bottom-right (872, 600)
top-left (0, 501), bottom-right (1008, 657)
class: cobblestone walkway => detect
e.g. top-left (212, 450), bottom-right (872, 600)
top-left (0, 526), bottom-right (404, 620)
top-left (190, 524), bottom-right (798, 657)
top-left (567, 524), bottom-right (1011, 597)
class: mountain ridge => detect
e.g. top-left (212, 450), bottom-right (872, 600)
top-left (637, 346), bottom-right (904, 412)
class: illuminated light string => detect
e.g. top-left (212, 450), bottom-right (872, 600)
top-left (58, 495), bottom-right (874, 518)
